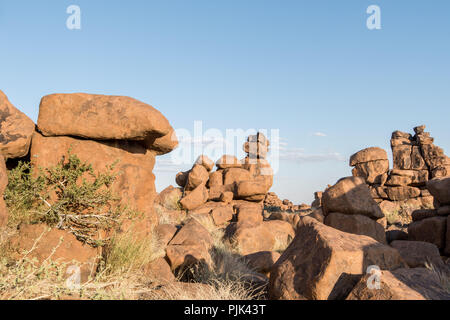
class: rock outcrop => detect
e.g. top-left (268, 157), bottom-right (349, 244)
top-left (268, 217), bottom-right (406, 300)
top-left (30, 93), bottom-right (178, 235)
top-left (0, 90), bottom-right (35, 159)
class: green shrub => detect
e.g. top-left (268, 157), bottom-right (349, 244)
top-left (5, 151), bottom-right (124, 247)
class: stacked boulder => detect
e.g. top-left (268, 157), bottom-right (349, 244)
top-left (322, 176), bottom-right (387, 243)
top-left (31, 93), bottom-right (178, 233)
top-left (171, 133), bottom-right (295, 257)
top-left (176, 132), bottom-right (274, 211)
top-left (351, 126), bottom-right (449, 215)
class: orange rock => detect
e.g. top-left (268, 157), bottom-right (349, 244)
top-left (244, 251), bottom-right (280, 275)
top-left (180, 184), bottom-right (209, 210)
top-left (390, 240), bottom-right (442, 268)
top-left (211, 205), bottom-right (234, 226)
top-left (194, 155), bottom-right (214, 172)
top-left (30, 132), bottom-right (158, 234)
top-left (223, 168), bottom-right (251, 186)
top-left (346, 268), bottom-right (450, 300)
top-left (38, 93), bottom-right (173, 142)
top-left (408, 216), bottom-right (447, 249)
top-left (208, 170), bottom-right (223, 187)
top-left (324, 212), bottom-right (387, 244)
top-left (269, 217), bottom-right (406, 300)
top-left (216, 155), bottom-right (241, 169)
top-left (0, 90), bottom-right (35, 159)
top-left (322, 177), bottom-right (384, 219)
top-left (8, 224), bottom-right (100, 283)
top-left (143, 257), bottom-right (175, 283)
top-left (185, 164), bottom-right (209, 191)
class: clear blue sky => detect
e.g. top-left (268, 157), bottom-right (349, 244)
top-left (1, 1), bottom-right (449, 204)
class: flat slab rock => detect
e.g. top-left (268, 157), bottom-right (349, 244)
top-left (268, 217), bottom-right (406, 300)
top-left (347, 268), bottom-right (450, 300)
top-left (37, 93), bottom-right (176, 154)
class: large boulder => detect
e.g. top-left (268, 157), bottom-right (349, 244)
top-left (427, 177), bottom-right (450, 205)
top-left (166, 219), bottom-right (213, 274)
top-left (8, 224), bottom-right (100, 283)
top-left (349, 147), bottom-right (388, 166)
top-left (37, 93), bottom-right (174, 144)
top-left (194, 155), bottom-right (214, 172)
top-left (30, 132), bottom-right (158, 233)
top-left (268, 217), bottom-right (406, 300)
top-left (408, 216), bottom-right (447, 249)
top-left (179, 184), bottom-right (209, 211)
top-left (184, 164), bottom-right (209, 191)
top-left (216, 155), bottom-right (241, 169)
top-left (0, 156), bottom-right (8, 227)
top-left (235, 180), bottom-right (270, 201)
top-left (244, 251), bottom-right (281, 276)
top-left (324, 212), bottom-right (386, 244)
top-left (350, 147), bottom-right (389, 185)
top-left (223, 168), bottom-right (251, 186)
top-left (232, 223), bottom-right (276, 255)
top-left (322, 177), bottom-right (384, 219)
top-left (390, 240), bottom-right (443, 268)
top-left (155, 186), bottom-right (182, 210)
top-left (346, 268), bottom-right (450, 300)
top-left (0, 90), bottom-right (35, 159)
top-left (385, 186), bottom-right (421, 201)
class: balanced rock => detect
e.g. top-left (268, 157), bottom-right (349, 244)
top-left (216, 155), bottom-right (241, 169)
top-left (0, 90), bottom-right (35, 159)
top-left (194, 155), bottom-right (214, 172)
top-left (185, 164), bottom-right (209, 191)
top-left (268, 217), bottom-right (406, 300)
top-left (37, 93), bottom-right (173, 144)
top-left (322, 177), bottom-right (384, 219)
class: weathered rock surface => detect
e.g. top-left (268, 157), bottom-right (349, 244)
top-left (390, 240), bottom-right (443, 268)
top-left (322, 177), bottom-right (384, 219)
top-left (180, 184), bottom-right (209, 210)
top-left (216, 155), bottom-right (241, 169)
top-left (37, 93), bottom-right (173, 143)
top-left (324, 212), bottom-right (386, 244)
top-left (268, 217), bottom-right (406, 300)
top-left (408, 216), bottom-right (447, 249)
top-left (346, 268), bottom-right (450, 300)
top-left (244, 251), bottom-right (280, 275)
top-left (0, 90), bottom-right (35, 159)
top-left (166, 219), bottom-right (213, 273)
top-left (427, 177), bottom-right (450, 205)
top-left (8, 224), bottom-right (100, 283)
top-left (30, 132), bottom-right (158, 232)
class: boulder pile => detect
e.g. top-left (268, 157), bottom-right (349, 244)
top-left (350, 126), bottom-right (449, 217)
top-left (168, 133), bottom-right (296, 257)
